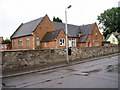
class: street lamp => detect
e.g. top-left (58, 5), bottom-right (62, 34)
top-left (65, 5), bottom-right (72, 63)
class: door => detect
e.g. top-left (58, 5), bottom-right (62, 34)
top-left (88, 42), bottom-right (91, 47)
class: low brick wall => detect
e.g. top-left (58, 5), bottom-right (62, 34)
top-left (1, 45), bottom-right (119, 72)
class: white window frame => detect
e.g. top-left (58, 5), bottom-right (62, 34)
top-left (60, 38), bottom-right (65, 46)
top-left (71, 38), bottom-right (76, 47)
top-left (18, 39), bottom-right (23, 47)
top-left (26, 38), bottom-right (30, 47)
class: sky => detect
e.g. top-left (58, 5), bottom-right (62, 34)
top-left (0, 0), bottom-right (119, 39)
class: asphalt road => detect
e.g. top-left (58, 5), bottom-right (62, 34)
top-left (2, 55), bottom-right (118, 88)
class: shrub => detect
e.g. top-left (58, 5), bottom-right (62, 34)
top-left (102, 40), bottom-right (110, 45)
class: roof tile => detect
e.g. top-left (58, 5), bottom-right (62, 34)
top-left (11, 17), bottom-right (43, 39)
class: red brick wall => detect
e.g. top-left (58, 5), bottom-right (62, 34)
top-left (78, 43), bottom-right (86, 47)
top-left (11, 15), bottom-right (55, 50)
top-left (0, 37), bottom-right (3, 50)
top-left (90, 23), bottom-right (102, 47)
top-left (12, 35), bottom-right (34, 50)
top-left (41, 41), bottom-right (56, 49)
top-left (1, 43), bottom-right (12, 50)
top-left (33, 15), bottom-right (55, 49)
top-left (77, 23), bottom-right (103, 47)
top-left (56, 30), bottom-right (66, 48)
top-left (41, 30), bottom-right (66, 49)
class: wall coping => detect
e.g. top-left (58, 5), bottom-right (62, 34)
top-left (0, 45), bottom-right (118, 52)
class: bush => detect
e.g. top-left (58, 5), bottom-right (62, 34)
top-left (102, 40), bottom-right (110, 45)
top-left (118, 40), bottom-right (120, 44)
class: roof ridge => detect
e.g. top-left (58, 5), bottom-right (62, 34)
top-left (52, 21), bottom-right (96, 27)
top-left (80, 23), bottom-right (95, 27)
top-left (23, 17), bottom-right (43, 24)
top-left (52, 21), bottom-right (80, 27)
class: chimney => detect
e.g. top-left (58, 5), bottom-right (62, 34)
top-left (79, 32), bottom-right (82, 37)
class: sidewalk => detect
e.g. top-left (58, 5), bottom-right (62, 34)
top-left (2, 53), bottom-right (119, 78)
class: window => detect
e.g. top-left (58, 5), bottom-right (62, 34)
top-left (45, 24), bottom-right (48, 27)
top-left (94, 39), bottom-right (99, 46)
top-left (86, 43), bottom-right (88, 47)
top-left (13, 40), bottom-right (16, 47)
top-left (4, 45), bottom-right (7, 48)
top-left (36, 37), bottom-right (40, 46)
top-left (44, 42), bottom-right (47, 47)
top-left (26, 38), bottom-right (30, 47)
top-left (1, 45), bottom-right (4, 48)
top-left (71, 38), bottom-right (76, 47)
top-left (96, 32), bottom-right (98, 36)
top-left (60, 38), bottom-right (65, 46)
top-left (18, 39), bottom-right (23, 47)
top-left (112, 38), bottom-right (115, 44)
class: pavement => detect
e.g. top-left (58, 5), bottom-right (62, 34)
top-left (2, 53), bottom-right (120, 78)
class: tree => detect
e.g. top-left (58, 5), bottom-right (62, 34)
top-left (53, 17), bottom-right (62, 23)
top-left (53, 17), bottom-right (56, 22)
top-left (97, 7), bottom-right (120, 38)
top-left (4, 38), bottom-right (11, 41)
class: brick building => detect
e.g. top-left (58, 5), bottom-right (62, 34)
top-left (11, 15), bottom-right (103, 50)
top-left (0, 37), bottom-right (12, 50)
top-left (0, 37), bottom-right (3, 50)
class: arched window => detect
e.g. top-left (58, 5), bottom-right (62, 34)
top-left (36, 37), bottom-right (40, 46)
top-left (18, 39), bottom-right (23, 47)
top-left (26, 38), bottom-right (30, 47)
top-left (94, 39), bottom-right (99, 46)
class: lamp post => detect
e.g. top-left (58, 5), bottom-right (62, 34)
top-left (65, 5), bottom-right (72, 63)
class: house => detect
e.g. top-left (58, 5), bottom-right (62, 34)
top-left (106, 32), bottom-right (120, 44)
top-left (52, 22), bottom-right (103, 47)
top-left (0, 37), bottom-right (3, 50)
top-left (0, 37), bottom-right (12, 50)
top-left (11, 15), bottom-right (103, 50)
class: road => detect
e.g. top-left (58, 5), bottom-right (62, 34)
top-left (2, 55), bottom-right (118, 88)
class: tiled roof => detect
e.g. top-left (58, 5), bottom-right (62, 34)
top-left (106, 34), bottom-right (111, 40)
top-left (41, 29), bottom-right (62, 42)
top-left (2, 41), bottom-right (11, 44)
top-left (79, 35), bottom-right (88, 43)
top-left (11, 17), bottom-right (43, 39)
top-left (80, 24), bottom-right (95, 35)
top-left (52, 22), bottom-right (95, 42)
top-left (106, 33), bottom-right (120, 40)
top-left (52, 22), bottom-right (80, 37)
top-left (113, 33), bottom-right (120, 40)
top-left (52, 22), bottom-right (95, 37)
top-left (11, 15), bottom-right (95, 43)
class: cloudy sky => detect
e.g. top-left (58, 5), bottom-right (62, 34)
top-left (0, 0), bottom-right (119, 39)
